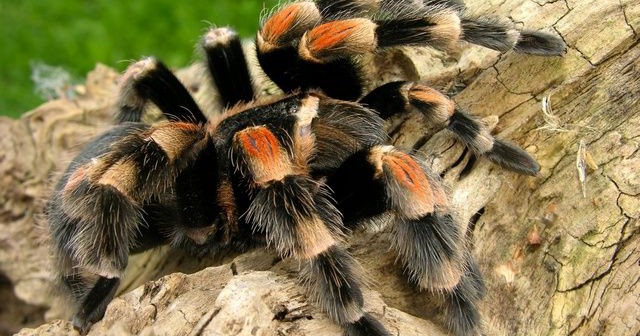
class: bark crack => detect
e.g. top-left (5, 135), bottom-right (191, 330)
top-left (190, 308), bottom-right (221, 336)
top-left (619, 0), bottom-right (638, 36)
top-left (557, 219), bottom-right (637, 293)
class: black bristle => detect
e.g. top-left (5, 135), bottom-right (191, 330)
top-left (325, 149), bottom-right (387, 225)
top-left (246, 175), bottom-right (343, 257)
top-left (376, 17), bottom-right (446, 49)
top-left (315, 0), bottom-right (374, 18)
top-left (392, 214), bottom-right (463, 289)
top-left (344, 313), bottom-right (390, 336)
top-left (448, 109), bottom-right (484, 149)
top-left (203, 28), bottom-right (255, 108)
top-left (359, 81), bottom-right (408, 120)
top-left (515, 30), bottom-right (567, 56)
top-left (461, 18), bottom-right (515, 52)
top-left (72, 277), bottom-right (120, 336)
top-left (443, 255), bottom-right (486, 336)
top-left (485, 139), bottom-right (541, 176)
top-left (132, 60), bottom-right (207, 123)
top-left (257, 46), bottom-right (365, 100)
top-left (312, 100), bottom-right (386, 174)
top-left (303, 246), bottom-right (374, 326)
top-left (443, 288), bottom-right (481, 336)
top-left (117, 105), bottom-right (144, 123)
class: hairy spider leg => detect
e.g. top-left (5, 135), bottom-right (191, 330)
top-left (227, 95), bottom-right (390, 336)
top-left (326, 145), bottom-right (485, 336)
top-left (201, 27), bottom-right (255, 108)
top-left (71, 277), bottom-right (120, 335)
top-left (48, 121), bottom-right (211, 333)
top-left (115, 56), bottom-right (227, 246)
top-left (461, 17), bottom-right (567, 55)
top-left (116, 58), bottom-right (207, 123)
top-left (256, 1), bottom-right (364, 100)
top-left (312, 0), bottom-right (468, 22)
top-left (360, 81), bottom-right (540, 175)
top-left (257, 1), bottom-right (564, 101)
top-left (442, 252), bottom-right (486, 336)
top-left (298, 9), bottom-right (565, 64)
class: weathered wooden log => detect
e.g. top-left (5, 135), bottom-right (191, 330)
top-left (1, 0), bottom-right (638, 335)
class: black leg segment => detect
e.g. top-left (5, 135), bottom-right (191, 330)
top-left (72, 276), bottom-right (120, 335)
top-left (117, 58), bottom-right (207, 124)
top-left (202, 28), bottom-right (255, 108)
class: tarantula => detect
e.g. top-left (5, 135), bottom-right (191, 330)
top-left (46, 1), bottom-right (565, 335)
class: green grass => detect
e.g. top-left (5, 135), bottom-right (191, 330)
top-left (0, 0), bottom-right (280, 118)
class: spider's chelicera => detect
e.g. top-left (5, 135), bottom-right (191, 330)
top-left (46, 1), bottom-right (565, 335)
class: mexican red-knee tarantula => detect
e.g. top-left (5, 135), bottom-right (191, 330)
top-left (46, 0), bottom-right (565, 335)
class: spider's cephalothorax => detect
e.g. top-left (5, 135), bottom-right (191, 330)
top-left (46, 1), bottom-right (565, 335)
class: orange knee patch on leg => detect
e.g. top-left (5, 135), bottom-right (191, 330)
top-left (234, 126), bottom-right (292, 184)
top-left (383, 152), bottom-right (433, 200)
top-left (300, 19), bottom-right (377, 62)
top-left (259, 2), bottom-right (321, 51)
top-left (408, 84), bottom-right (455, 124)
top-left (371, 146), bottom-right (436, 219)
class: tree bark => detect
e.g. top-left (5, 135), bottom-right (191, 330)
top-left (1, 0), bottom-right (639, 335)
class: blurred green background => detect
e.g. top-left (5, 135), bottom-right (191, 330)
top-left (0, 0), bottom-right (279, 118)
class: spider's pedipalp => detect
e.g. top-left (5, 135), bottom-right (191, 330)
top-left (201, 27), bottom-right (254, 108)
top-left (116, 58), bottom-right (207, 124)
top-left (48, 121), bottom-right (211, 333)
top-left (361, 81), bottom-right (541, 175)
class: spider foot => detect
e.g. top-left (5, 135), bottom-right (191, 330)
top-left (345, 313), bottom-right (391, 336)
